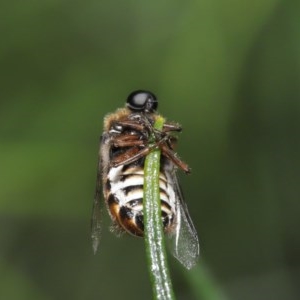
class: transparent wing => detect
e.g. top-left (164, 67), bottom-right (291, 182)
top-left (91, 136), bottom-right (107, 254)
top-left (170, 171), bottom-right (200, 269)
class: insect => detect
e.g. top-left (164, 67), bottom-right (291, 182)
top-left (91, 90), bottom-right (199, 269)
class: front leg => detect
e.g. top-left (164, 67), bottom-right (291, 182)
top-left (114, 120), bottom-right (145, 132)
top-left (112, 134), bottom-right (145, 147)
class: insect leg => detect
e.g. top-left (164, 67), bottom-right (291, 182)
top-left (162, 122), bottom-right (182, 133)
top-left (160, 144), bottom-right (191, 174)
top-left (112, 134), bottom-right (144, 147)
top-left (114, 120), bottom-right (145, 132)
top-left (112, 135), bottom-right (174, 167)
top-left (112, 146), bottom-right (152, 167)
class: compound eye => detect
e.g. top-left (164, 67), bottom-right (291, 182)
top-left (126, 90), bottom-right (158, 112)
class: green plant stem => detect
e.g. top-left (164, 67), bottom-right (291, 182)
top-left (184, 263), bottom-right (229, 300)
top-left (143, 116), bottom-right (176, 300)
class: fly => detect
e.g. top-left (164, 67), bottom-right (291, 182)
top-left (91, 90), bottom-right (199, 269)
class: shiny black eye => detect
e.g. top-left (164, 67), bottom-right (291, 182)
top-left (126, 90), bottom-right (158, 112)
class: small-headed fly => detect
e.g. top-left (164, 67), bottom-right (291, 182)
top-left (92, 90), bottom-right (199, 269)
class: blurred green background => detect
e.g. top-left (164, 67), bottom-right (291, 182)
top-left (1, 0), bottom-right (299, 299)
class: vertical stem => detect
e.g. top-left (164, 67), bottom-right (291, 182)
top-left (143, 116), bottom-right (176, 300)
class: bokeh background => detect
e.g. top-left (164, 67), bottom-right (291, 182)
top-left (1, 0), bottom-right (299, 299)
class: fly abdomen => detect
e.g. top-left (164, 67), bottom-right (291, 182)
top-left (106, 164), bottom-right (176, 236)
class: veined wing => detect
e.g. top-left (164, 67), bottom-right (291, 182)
top-left (91, 152), bottom-right (102, 254)
top-left (91, 134), bottom-right (110, 254)
top-left (170, 171), bottom-right (199, 269)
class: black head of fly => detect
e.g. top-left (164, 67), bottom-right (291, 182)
top-left (126, 90), bottom-right (158, 113)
